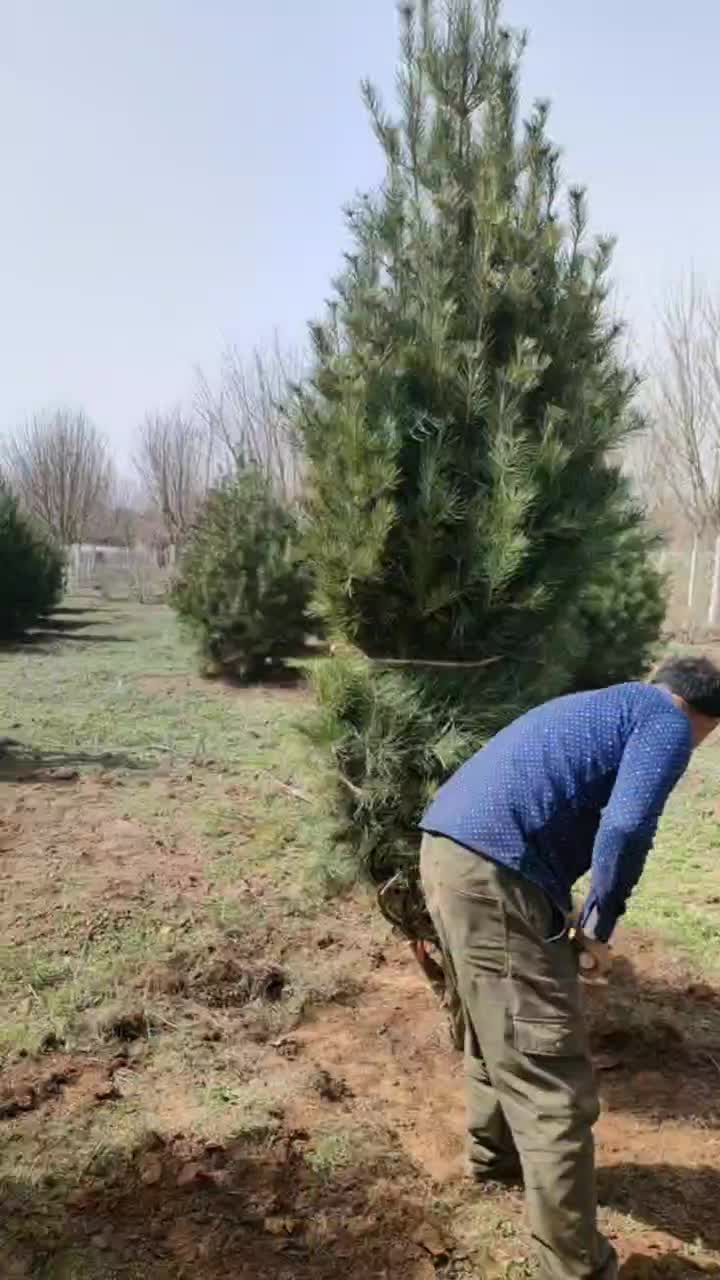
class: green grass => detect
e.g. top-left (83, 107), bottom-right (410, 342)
top-left (630, 742), bottom-right (720, 965)
top-left (0, 913), bottom-right (180, 1056)
top-left (202, 1076), bottom-right (290, 1139)
top-left (0, 596), bottom-right (344, 1054)
top-left (0, 598), bottom-right (309, 772)
top-left (304, 1130), bottom-right (354, 1178)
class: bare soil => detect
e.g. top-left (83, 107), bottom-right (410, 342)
top-left (2, 769), bottom-right (720, 1277)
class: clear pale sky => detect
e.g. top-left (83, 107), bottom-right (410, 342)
top-left (2, 0), bottom-right (718, 466)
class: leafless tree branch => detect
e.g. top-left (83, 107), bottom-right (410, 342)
top-left (3, 408), bottom-right (111, 544)
top-left (195, 336), bottom-right (305, 503)
top-left (134, 409), bottom-right (213, 540)
top-left (623, 419), bottom-right (667, 520)
top-left (648, 275), bottom-right (720, 622)
top-left (86, 474), bottom-right (147, 547)
top-left (652, 276), bottom-right (720, 533)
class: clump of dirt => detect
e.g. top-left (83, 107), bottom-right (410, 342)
top-left (0, 1055), bottom-right (112, 1122)
top-left (584, 939), bottom-right (720, 1077)
top-left (93, 1005), bottom-right (156, 1043)
top-left (107, 1011), bottom-right (151, 1042)
top-left (0, 1068), bottom-right (70, 1120)
top-left (312, 1068), bottom-right (354, 1103)
top-left (142, 956), bottom-right (190, 997)
top-left (191, 955), bottom-right (286, 1009)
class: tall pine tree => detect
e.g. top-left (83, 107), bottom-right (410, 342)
top-left (297, 0), bottom-right (663, 895)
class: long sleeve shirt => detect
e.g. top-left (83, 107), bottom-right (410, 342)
top-left (420, 682), bottom-right (692, 941)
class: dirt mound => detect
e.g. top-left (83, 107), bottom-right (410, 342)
top-left (291, 962), bottom-right (466, 1184)
top-left (191, 955), bottom-right (287, 1009)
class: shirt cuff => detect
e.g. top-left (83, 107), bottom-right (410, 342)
top-left (579, 899), bottom-right (614, 944)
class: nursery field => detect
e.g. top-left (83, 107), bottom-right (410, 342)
top-left (1, 599), bottom-right (720, 1278)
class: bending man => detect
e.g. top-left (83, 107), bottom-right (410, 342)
top-left (420, 657), bottom-right (720, 1280)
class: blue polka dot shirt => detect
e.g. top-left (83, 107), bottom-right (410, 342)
top-left (421, 683), bottom-right (692, 941)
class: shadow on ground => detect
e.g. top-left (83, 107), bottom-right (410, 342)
top-left (215, 663), bottom-right (308, 690)
top-left (602, 1163), bottom-right (720, 1256)
top-left (34, 616), bottom-right (100, 633)
top-left (10, 628), bottom-right (133, 650)
top-left (51, 607), bottom-right (112, 618)
top-left (585, 948), bottom-right (720, 1126)
top-left (0, 1133), bottom-right (447, 1280)
top-left (4, 1133), bottom-right (720, 1278)
top-left (1, 607), bottom-right (133, 654)
top-left (621, 1254), bottom-right (720, 1277)
top-left (0, 744), bottom-right (150, 782)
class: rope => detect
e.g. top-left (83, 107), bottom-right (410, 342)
top-left (368, 655), bottom-right (501, 670)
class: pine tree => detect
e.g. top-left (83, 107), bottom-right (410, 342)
top-left (0, 489), bottom-right (64, 640)
top-left (171, 467), bottom-right (310, 680)
top-left (570, 528), bottom-right (665, 692)
top-left (296, 0), bottom-right (664, 895)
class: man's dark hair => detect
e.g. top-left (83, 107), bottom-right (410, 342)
top-left (652, 655), bottom-right (720, 718)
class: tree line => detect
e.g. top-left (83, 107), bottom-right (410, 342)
top-left (0, 339), bottom-right (301, 553)
top-left (1, 295), bottom-right (710, 627)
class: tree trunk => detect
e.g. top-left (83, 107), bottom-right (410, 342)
top-left (688, 534), bottom-right (699, 618)
top-left (708, 533), bottom-right (720, 626)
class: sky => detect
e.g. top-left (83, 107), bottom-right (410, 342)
top-left (1, 0), bottom-right (719, 468)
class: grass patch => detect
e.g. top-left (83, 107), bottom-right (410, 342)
top-left (304, 1129), bottom-right (355, 1179)
top-left (629, 743), bottom-right (720, 967)
top-left (0, 915), bottom-right (180, 1056)
top-left (0, 597), bottom-right (315, 778)
top-left (201, 1076), bottom-right (289, 1140)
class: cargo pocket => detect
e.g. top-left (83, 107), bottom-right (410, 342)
top-left (512, 1016), bottom-right (600, 1127)
top-left (513, 1017), bottom-right (585, 1057)
top-left (461, 893), bottom-right (508, 977)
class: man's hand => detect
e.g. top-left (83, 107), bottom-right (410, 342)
top-left (577, 936), bottom-right (612, 985)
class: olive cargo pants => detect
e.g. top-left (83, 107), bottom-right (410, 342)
top-left (420, 834), bottom-right (617, 1280)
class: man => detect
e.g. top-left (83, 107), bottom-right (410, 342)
top-left (420, 656), bottom-right (720, 1280)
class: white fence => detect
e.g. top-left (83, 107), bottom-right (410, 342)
top-left (66, 543), bottom-right (175, 601)
top-left (661, 539), bottom-right (720, 635)
top-left (64, 540), bottom-right (718, 630)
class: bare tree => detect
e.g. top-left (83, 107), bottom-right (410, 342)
top-left (87, 474), bottom-right (145, 547)
top-left (4, 408), bottom-right (111, 545)
top-left (699, 292), bottom-right (720, 622)
top-left (135, 409), bottom-right (213, 541)
top-left (652, 277), bottom-right (720, 623)
top-left (195, 336), bottom-right (304, 503)
top-left (623, 423), bottom-right (668, 523)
